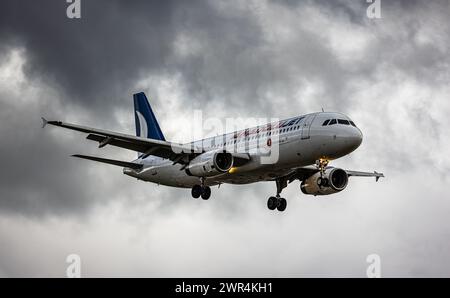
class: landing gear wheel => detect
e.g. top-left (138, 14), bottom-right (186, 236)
top-left (201, 186), bottom-right (211, 200)
top-left (191, 185), bottom-right (202, 199)
top-left (268, 178), bottom-right (289, 211)
top-left (277, 198), bottom-right (287, 212)
top-left (267, 196), bottom-right (277, 210)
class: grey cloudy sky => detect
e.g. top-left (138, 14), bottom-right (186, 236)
top-left (0, 0), bottom-right (449, 277)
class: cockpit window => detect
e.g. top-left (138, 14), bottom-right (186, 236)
top-left (323, 118), bottom-right (356, 126)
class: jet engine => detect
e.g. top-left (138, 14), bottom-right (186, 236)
top-left (300, 167), bottom-right (348, 196)
top-left (186, 151), bottom-right (233, 177)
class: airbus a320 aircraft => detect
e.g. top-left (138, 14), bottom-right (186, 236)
top-left (42, 92), bottom-right (384, 212)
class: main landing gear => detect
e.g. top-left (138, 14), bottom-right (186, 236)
top-left (267, 196), bottom-right (287, 212)
top-left (191, 178), bottom-right (211, 200)
top-left (267, 178), bottom-right (288, 212)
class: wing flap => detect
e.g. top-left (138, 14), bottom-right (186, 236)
top-left (87, 134), bottom-right (149, 153)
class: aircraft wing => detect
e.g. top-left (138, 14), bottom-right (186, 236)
top-left (42, 118), bottom-right (253, 166)
top-left (42, 118), bottom-right (199, 163)
top-left (346, 170), bottom-right (385, 181)
top-left (278, 166), bottom-right (384, 183)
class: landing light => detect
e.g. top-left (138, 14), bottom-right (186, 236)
top-left (228, 167), bottom-right (238, 174)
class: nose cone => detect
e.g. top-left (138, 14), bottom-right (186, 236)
top-left (346, 128), bottom-right (363, 151)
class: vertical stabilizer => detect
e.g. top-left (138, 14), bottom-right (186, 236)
top-left (133, 92), bottom-right (165, 141)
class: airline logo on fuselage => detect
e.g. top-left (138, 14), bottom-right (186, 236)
top-left (233, 116), bottom-right (305, 139)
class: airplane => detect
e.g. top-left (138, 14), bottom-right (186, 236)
top-left (42, 92), bottom-right (384, 212)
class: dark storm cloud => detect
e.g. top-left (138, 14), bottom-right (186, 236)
top-left (0, 0), bottom-right (351, 116)
top-left (0, 0), bottom-right (252, 217)
top-left (0, 0), bottom-right (180, 115)
top-left (0, 0), bottom-right (447, 114)
top-left (0, 0), bottom-right (202, 216)
top-left (159, 0), bottom-right (449, 118)
top-left (162, 1), bottom-right (348, 114)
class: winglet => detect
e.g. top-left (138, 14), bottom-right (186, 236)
top-left (374, 171), bottom-right (384, 182)
top-left (41, 117), bottom-right (48, 128)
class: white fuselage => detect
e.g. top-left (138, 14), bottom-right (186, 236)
top-left (123, 112), bottom-right (363, 188)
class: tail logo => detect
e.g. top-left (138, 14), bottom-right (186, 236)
top-left (136, 111), bottom-right (148, 138)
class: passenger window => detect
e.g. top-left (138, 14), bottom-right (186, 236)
top-left (322, 119), bottom-right (330, 126)
top-left (338, 119), bottom-right (350, 125)
top-left (329, 119), bottom-right (337, 125)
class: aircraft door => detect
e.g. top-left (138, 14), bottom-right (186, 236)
top-left (301, 114), bottom-right (317, 139)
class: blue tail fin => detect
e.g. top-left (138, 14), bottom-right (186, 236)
top-left (133, 92), bottom-right (165, 141)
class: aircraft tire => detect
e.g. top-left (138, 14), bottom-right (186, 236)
top-left (267, 196), bottom-right (277, 210)
top-left (191, 184), bottom-right (202, 199)
top-left (201, 186), bottom-right (211, 200)
top-left (277, 198), bottom-right (287, 212)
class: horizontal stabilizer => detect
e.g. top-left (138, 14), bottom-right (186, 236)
top-left (72, 154), bottom-right (143, 170)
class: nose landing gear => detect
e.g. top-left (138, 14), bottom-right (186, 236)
top-left (316, 158), bottom-right (329, 177)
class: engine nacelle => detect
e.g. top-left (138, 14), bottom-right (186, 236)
top-left (186, 151), bottom-right (234, 177)
top-left (300, 167), bottom-right (348, 196)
